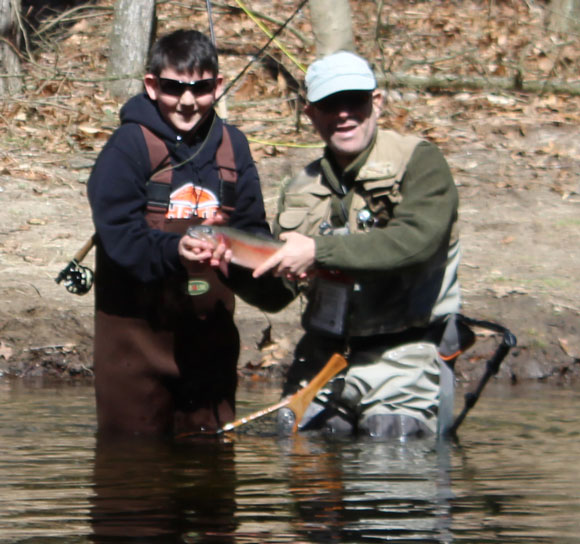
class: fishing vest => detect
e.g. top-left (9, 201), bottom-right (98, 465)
top-left (276, 129), bottom-right (461, 337)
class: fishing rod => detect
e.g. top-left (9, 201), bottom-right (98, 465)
top-left (55, 234), bottom-right (95, 295)
top-left (205, 0), bottom-right (216, 46)
top-left (56, 0), bottom-right (309, 295)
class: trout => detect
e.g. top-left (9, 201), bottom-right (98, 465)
top-left (186, 225), bottom-right (283, 270)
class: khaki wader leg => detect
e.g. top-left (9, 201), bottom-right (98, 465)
top-left (352, 342), bottom-right (453, 436)
top-left (283, 339), bottom-right (454, 438)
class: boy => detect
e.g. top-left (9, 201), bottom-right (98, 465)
top-left (88, 29), bottom-right (270, 436)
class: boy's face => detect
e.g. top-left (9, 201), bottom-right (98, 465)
top-left (144, 68), bottom-right (223, 135)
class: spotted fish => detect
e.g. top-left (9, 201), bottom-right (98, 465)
top-left (186, 225), bottom-right (283, 270)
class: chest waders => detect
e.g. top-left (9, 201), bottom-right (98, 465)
top-left (94, 125), bottom-right (241, 436)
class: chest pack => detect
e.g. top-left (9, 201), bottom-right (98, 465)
top-left (140, 124), bottom-right (238, 221)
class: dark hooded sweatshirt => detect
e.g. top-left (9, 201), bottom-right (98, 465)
top-left (88, 94), bottom-right (270, 284)
top-left (87, 93), bottom-right (271, 433)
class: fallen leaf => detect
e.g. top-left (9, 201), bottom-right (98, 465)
top-left (559, 338), bottom-right (579, 359)
top-left (77, 123), bottom-right (101, 135)
top-left (487, 285), bottom-right (529, 298)
top-left (259, 354), bottom-right (279, 368)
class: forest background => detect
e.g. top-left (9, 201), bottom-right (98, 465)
top-left (0, 0), bottom-right (579, 387)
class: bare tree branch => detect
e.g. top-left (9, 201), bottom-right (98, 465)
top-left (380, 72), bottom-right (580, 96)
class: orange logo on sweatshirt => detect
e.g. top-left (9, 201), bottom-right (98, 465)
top-left (166, 183), bottom-right (219, 219)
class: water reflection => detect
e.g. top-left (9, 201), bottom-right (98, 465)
top-left (0, 379), bottom-right (95, 543)
top-left (89, 390), bottom-right (458, 543)
top-left (1, 379), bottom-right (579, 543)
top-left (91, 437), bottom-right (237, 543)
top-left (275, 436), bottom-right (454, 543)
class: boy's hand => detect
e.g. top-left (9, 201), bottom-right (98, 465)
top-left (178, 212), bottom-right (230, 274)
top-left (178, 233), bottom-right (232, 276)
top-left (252, 232), bottom-right (315, 279)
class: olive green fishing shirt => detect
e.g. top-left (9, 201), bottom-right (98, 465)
top-left (312, 135), bottom-right (458, 275)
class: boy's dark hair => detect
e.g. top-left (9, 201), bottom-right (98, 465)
top-left (147, 29), bottom-right (218, 77)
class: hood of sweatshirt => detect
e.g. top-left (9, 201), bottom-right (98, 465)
top-left (118, 93), bottom-right (218, 161)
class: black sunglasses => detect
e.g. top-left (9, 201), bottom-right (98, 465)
top-left (313, 91), bottom-right (372, 113)
top-left (157, 77), bottom-right (217, 97)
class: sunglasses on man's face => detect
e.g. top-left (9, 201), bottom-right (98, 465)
top-left (157, 77), bottom-right (217, 97)
top-left (312, 91), bottom-right (372, 113)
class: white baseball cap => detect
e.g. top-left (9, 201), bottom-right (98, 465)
top-left (305, 51), bottom-right (376, 103)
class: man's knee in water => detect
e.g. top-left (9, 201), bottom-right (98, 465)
top-left (276, 401), bottom-right (355, 436)
top-left (277, 407), bottom-right (433, 439)
top-left (359, 413), bottom-right (433, 439)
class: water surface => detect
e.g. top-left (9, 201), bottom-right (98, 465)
top-left (0, 378), bottom-right (579, 543)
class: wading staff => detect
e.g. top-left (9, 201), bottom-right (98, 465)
top-left (56, 0), bottom-right (309, 294)
top-left (219, 352), bottom-right (348, 434)
top-left (447, 316), bottom-right (517, 437)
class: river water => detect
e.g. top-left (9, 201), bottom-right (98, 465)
top-left (0, 377), bottom-right (579, 543)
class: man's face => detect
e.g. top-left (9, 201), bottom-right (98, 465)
top-left (305, 90), bottom-right (384, 167)
top-left (144, 67), bottom-right (223, 135)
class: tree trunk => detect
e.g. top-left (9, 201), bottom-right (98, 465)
top-left (0, 0), bottom-right (22, 96)
top-left (546, 0), bottom-right (580, 33)
top-left (107, 0), bottom-right (155, 99)
top-left (308, 0), bottom-right (354, 58)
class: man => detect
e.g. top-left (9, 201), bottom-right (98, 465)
top-left (253, 51), bottom-right (461, 438)
top-left (87, 29), bottom-right (270, 436)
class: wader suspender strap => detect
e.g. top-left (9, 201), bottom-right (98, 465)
top-left (141, 126), bottom-right (173, 216)
top-left (216, 126), bottom-right (237, 216)
top-left (140, 125), bottom-right (238, 220)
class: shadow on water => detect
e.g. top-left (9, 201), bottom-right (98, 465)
top-left (1, 378), bottom-right (579, 543)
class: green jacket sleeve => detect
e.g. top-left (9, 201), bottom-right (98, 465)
top-left (314, 141), bottom-right (458, 273)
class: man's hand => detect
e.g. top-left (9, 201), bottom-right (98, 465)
top-left (252, 232), bottom-right (315, 279)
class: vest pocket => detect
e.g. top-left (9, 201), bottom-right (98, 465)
top-left (278, 209), bottom-right (308, 230)
top-left (277, 188), bottom-right (332, 236)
